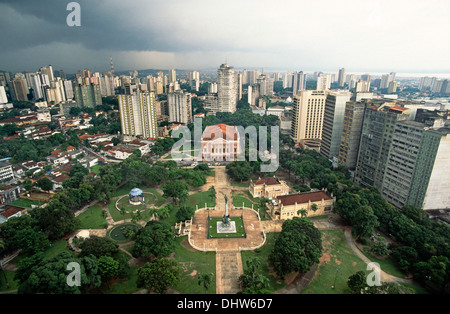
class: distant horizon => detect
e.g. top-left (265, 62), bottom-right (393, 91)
top-left (3, 64), bottom-right (450, 80)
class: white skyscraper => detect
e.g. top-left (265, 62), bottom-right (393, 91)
top-left (168, 69), bottom-right (177, 84)
top-left (217, 63), bottom-right (237, 113)
top-left (0, 86), bottom-right (8, 104)
top-left (338, 68), bottom-right (346, 87)
top-left (316, 74), bottom-right (331, 91)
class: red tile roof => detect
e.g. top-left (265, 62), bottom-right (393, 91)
top-left (202, 124), bottom-right (238, 141)
top-left (277, 191), bottom-right (332, 206)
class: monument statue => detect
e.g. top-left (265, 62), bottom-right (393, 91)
top-left (222, 195), bottom-right (230, 227)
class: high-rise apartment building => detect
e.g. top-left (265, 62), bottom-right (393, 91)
top-left (73, 83), bottom-right (102, 107)
top-left (338, 68), bottom-right (346, 87)
top-left (320, 91), bottom-right (352, 161)
top-left (0, 86), bottom-right (8, 104)
top-left (290, 90), bottom-right (327, 145)
top-left (354, 102), bottom-right (410, 190)
top-left (119, 91), bottom-right (158, 139)
top-left (316, 74), bottom-right (331, 91)
top-left (338, 100), bottom-right (369, 170)
top-left (217, 63), bottom-right (237, 113)
top-left (189, 71), bottom-right (200, 92)
top-left (40, 65), bottom-right (54, 82)
top-left (167, 90), bottom-right (192, 125)
top-left (168, 69), bottom-right (177, 84)
top-left (388, 81), bottom-right (398, 94)
top-left (11, 77), bottom-right (29, 101)
top-left (381, 118), bottom-right (450, 210)
top-left (292, 71), bottom-right (306, 95)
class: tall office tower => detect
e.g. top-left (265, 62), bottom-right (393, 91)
top-left (190, 71), bottom-right (200, 92)
top-left (118, 91), bottom-right (158, 139)
top-left (63, 80), bottom-right (74, 100)
top-left (40, 65), bottom-right (54, 82)
top-left (0, 86), bottom-right (8, 104)
top-left (338, 100), bottom-right (369, 170)
top-left (320, 91), bottom-right (352, 161)
top-left (360, 74), bottom-right (371, 82)
top-left (217, 63), bottom-right (237, 113)
top-left (388, 81), bottom-right (398, 93)
top-left (11, 77), bottom-right (29, 101)
top-left (338, 68), bottom-right (346, 87)
top-left (290, 90), bottom-right (327, 144)
top-left (316, 74), bottom-right (331, 91)
top-left (292, 71), bottom-right (306, 95)
top-left (355, 80), bottom-right (371, 92)
top-left (168, 69), bottom-right (177, 84)
top-left (167, 90), bottom-right (192, 124)
top-left (381, 117), bottom-right (450, 210)
top-left (73, 83), bottom-right (102, 107)
top-left (354, 102), bottom-right (410, 190)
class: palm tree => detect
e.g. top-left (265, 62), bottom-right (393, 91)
top-left (198, 273), bottom-right (212, 294)
top-left (246, 257), bottom-right (261, 274)
top-left (297, 208), bottom-right (308, 218)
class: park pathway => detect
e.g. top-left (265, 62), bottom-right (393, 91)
top-left (212, 167), bottom-right (245, 294)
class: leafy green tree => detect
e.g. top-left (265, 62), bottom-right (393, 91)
top-left (161, 180), bottom-right (189, 205)
top-left (226, 161), bottom-right (253, 182)
top-left (370, 237), bottom-right (388, 256)
top-left (269, 217), bottom-right (322, 278)
top-left (132, 221), bottom-right (176, 259)
top-left (97, 255), bottom-right (120, 284)
top-left (36, 176), bottom-right (53, 192)
top-left (351, 205), bottom-right (379, 240)
top-left (137, 257), bottom-right (181, 294)
top-left (15, 252), bottom-right (101, 294)
top-left (176, 205), bottom-right (195, 222)
top-left (347, 271), bottom-right (367, 294)
top-left (78, 236), bottom-right (119, 258)
top-left (392, 246), bottom-right (418, 274)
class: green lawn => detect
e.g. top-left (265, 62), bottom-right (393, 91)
top-left (172, 236), bottom-right (217, 294)
top-left (230, 181), bottom-right (250, 187)
top-left (10, 198), bottom-right (43, 208)
top-left (186, 191), bottom-right (215, 209)
top-left (90, 164), bottom-right (102, 174)
top-left (302, 230), bottom-right (372, 294)
top-left (77, 205), bottom-right (108, 229)
top-left (208, 217), bottom-right (246, 238)
top-left (240, 232), bottom-right (286, 293)
top-left (232, 191), bottom-right (258, 209)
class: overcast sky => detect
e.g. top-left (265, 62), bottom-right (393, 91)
top-left (1, 0), bottom-right (449, 76)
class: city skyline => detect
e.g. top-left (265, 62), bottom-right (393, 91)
top-left (1, 0), bottom-right (450, 75)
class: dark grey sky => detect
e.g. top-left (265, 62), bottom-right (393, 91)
top-left (1, 0), bottom-right (449, 75)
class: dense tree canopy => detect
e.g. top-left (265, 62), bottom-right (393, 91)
top-left (269, 217), bottom-right (322, 278)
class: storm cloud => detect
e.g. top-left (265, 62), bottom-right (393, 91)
top-left (1, 0), bottom-right (449, 74)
